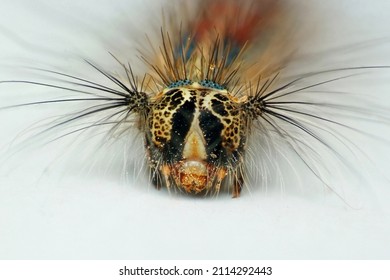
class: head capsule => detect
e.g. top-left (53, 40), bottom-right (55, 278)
top-left (145, 81), bottom-right (247, 196)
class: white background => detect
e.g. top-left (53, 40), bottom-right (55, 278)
top-left (1, 0), bottom-right (390, 260)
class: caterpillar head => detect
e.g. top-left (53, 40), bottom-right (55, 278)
top-left (144, 82), bottom-right (248, 196)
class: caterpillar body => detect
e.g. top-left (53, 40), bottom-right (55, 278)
top-left (1, 0), bottom-right (389, 200)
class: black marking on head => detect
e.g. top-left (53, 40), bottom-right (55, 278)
top-left (163, 97), bottom-right (196, 162)
top-left (211, 99), bottom-right (228, 116)
top-left (168, 90), bottom-right (185, 109)
top-left (214, 93), bottom-right (229, 102)
top-left (199, 109), bottom-right (228, 165)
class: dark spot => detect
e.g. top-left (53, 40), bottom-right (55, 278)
top-left (169, 90), bottom-right (185, 108)
top-left (230, 110), bottom-right (238, 116)
top-left (226, 104), bottom-right (234, 111)
top-left (164, 89), bottom-right (180, 97)
top-left (156, 136), bottom-right (166, 143)
top-left (214, 94), bottom-right (229, 102)
top-left (211, 100), bottom-right (228, 116)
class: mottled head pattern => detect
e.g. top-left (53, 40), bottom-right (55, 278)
top-left (145, 82), bottom-right (248, 196)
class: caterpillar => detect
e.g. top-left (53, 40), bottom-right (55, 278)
top-left (1, 0), bottom-right (389, 200)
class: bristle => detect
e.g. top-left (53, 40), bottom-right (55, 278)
top-left (142, 0), bottom-right (296, 93)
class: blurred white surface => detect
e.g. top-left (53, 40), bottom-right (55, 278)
top-left (0, 0), bottom-right (390, 259)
